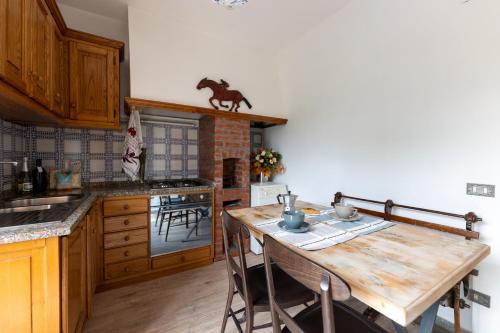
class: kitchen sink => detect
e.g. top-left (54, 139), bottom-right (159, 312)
top-left (0, 205), bottom-right (53, 214)
top-left (0, 194), bottom-right (84, 214)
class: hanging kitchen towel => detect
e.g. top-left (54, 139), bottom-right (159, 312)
top-left (122, 110), bottom-right (144, 181)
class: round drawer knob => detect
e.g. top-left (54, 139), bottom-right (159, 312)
top-left (124, 235), bottom-right (130, 241)
top-left (123, 204), bottom-right (129, 210)
top-left (124, 219), bottom-right (130, 225)
top-left (124, 251), bottom-right (130, 257)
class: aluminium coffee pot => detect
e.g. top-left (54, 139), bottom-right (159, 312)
top-left (277, 191), bottom-right (298, 215)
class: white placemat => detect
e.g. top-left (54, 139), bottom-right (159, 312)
top-left (254, 214), bottom-right (395, 251)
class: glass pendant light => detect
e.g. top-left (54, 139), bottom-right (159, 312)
top-left (212, 0), bottom-right (249, 8)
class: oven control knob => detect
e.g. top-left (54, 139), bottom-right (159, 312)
top-left (200, 194), bottom-right (204, 200)
top-left (181, 196), bottom-right (186, 201)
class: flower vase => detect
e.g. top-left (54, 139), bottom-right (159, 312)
top-left (259, 172), bottom-right (267, 184)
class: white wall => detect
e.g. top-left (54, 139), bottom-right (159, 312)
top-left (57, 3), bottom-right (130, 116)
top-left (268, 0), bottom-right (500, 331)
top-left (127, 6), bottom-right (283, 116)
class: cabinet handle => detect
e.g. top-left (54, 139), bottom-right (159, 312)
top-left (124, 235), bottom-right (130, 241)
top-left (123, 219), bottom-right (130, 225)
top-left (70, 103), bottom-right (76, 108)
top-left (123, 204), bottom-right (130, 210)
top-left (124, 267), bottom-right (130, 273)
top-left (56, 93), bottom-right (61, 98)
top-left (180, 255), bottom-right (186, 262)
top-left (124, 251), bottom-right (130, 257)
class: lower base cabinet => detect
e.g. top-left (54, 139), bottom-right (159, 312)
top-left (0, 238), bottom-right (60, 333)
top-left (61, 217), bottom-right (87, 333)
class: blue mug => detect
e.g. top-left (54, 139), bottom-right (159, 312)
top-left (283, 210), bottom-right (305, 229)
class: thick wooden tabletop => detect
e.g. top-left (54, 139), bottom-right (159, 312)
top-left (228, 201), bottom-right (490, 326)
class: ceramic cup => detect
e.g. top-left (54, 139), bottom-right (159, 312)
top-left (283, 210), bottom-right (305, 229)
top-left (334, 203), bottom-right (357, 219)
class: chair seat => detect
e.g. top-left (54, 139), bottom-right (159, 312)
top-left (282, 301), bottom-right (386, 333)
top-left (234, 263), bottom-right (314, 309)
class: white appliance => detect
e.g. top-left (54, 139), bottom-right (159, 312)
top-left (250, 182), bottom-right (288, 254)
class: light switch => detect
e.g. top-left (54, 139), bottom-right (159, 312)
top-left (467, 183), bottom-right (495, 198)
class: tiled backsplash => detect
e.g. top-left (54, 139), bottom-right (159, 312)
top-left (0, 120), bottom-right (27, 191)
top-left (0, 119), bottom-right (199, 191)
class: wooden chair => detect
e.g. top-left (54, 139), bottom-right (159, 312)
top-left (221, 211), bottom-right (314, 333)
top-left (263, 234), bottom-right (387, 333)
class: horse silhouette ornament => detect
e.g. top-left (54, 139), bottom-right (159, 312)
top-left (196, 78), bottom-right (252, 112)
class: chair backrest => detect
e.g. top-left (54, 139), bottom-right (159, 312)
top-left (221, 210), bottom-right (252, 302)
top-left (263, 234), bottom-right (351, 333)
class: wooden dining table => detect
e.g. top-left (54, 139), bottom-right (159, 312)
top-left (227, 201), bottom-right (490, 333)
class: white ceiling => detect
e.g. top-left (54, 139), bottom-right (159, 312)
top-left (57, 0), bottom-right (350, 51)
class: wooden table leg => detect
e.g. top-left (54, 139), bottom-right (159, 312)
top-left (392, 301), bottom-right (440, 333)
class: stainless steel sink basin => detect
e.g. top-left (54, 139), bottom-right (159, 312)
top-left (0, 205), bottom-right (52, 214)
top-left (0, 194), bottom-right (84, 214)
top-left (3, 194), bottom-right (84, 207)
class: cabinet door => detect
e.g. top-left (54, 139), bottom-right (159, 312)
top-left (29, 0), bottom-right (51, 107)
top-left (62, 219), bottom-right (87, 333)
top-left (0, 238), bottom-right (59, 333)
top-left (86, 201), bottom-right (102, 317)
top-left (50, 18), bottom-right (67, 117)
top-left (69, 41), bottom-right (118, 124)
top-left (0, 0), bottom-right (28, 92)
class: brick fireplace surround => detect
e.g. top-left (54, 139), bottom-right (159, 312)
top-left (199, 117), bottom-right (251, 261)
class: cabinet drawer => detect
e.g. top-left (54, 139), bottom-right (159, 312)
top-left (103, 198), bottom-right (148, 217)
top-left (152, 246), bottom-right (211, 270)
top-left (104, 243), bottom-right (148, 265)
top-left (104, 229), bottom-right (148, 249)
top-left (104, 213), bottom-right (148, 233)
top-left (105, 258), bottom-right (149, 280)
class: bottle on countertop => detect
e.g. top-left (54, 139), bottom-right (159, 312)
top-left (17, 157), bottom-right (33, 194)
top-left (32, 159), bottom-right (47, 193)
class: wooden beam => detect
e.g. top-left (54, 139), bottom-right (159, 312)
top-left (125, 97), bottom-right (288, 128)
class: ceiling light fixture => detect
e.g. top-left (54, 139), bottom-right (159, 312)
top-left (212, 0), bottom-right (248, 8)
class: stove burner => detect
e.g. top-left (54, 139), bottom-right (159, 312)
top-left (149, 179), bottom-right (205, 189)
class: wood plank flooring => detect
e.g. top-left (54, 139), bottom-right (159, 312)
top-left (85, 254), bottom-right (450, 333)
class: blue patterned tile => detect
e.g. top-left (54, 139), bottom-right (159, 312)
top-left (0, 119), bottom-right (199, 187)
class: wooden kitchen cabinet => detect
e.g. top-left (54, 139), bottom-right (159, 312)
top-left (0, 0), bottom-right (29, 93)
top-left (0, 0), bottom-right (123, 128)
top-left (28, 0), bottom-right (51, 107)
top-left (61, 217), bottom-right (87, 333)
top-left (50, 17), bottom-right (68, 117)
top-left (86, 200), bottom-right (102, 317)
top-left (68, 40), bottom-right (120, 128)
top-left (0, 238), bottom-right (60, 333)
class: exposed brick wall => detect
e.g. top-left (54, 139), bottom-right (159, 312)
top-left (199, 116), bottom-right (250, 261)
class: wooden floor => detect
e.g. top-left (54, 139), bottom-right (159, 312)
top-left (85, 254), bottom-right (450, 333)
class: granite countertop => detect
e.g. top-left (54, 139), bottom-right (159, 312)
top-left (0, 180), bottom-right (214, 245)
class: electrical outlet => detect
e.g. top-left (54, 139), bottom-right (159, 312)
top-left (468, 289), bottom-right (491, 308)
top-left (466, 183), bottom-right (495, 198)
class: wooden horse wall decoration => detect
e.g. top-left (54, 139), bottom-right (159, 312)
top-left (196, 78), bottom-right (252, 112)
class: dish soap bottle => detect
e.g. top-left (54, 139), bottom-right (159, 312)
top-left (17, 157), bottom-right (33, 194)
top-left (32, 159), bottom-right (47, 193)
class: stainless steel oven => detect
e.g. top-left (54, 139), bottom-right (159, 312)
top-left (148, 180), bottom-right (213, 257)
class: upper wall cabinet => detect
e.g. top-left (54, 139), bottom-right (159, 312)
top-left (0, 0), bottom-right (29, 93)
top-left (50, 17), bottom-right (68, 117)
top-left (29, 0), bottom-right (51, 108)
top-left (67, 40), bottom-right (119, 129)
top-left (0, 0), bottom-right (124, 129)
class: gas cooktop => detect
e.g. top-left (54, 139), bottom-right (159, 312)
top-left (148, 179), bottom-right (207, 189)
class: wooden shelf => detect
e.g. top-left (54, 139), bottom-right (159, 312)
top-left (124, 97), bottom-right (288, 128)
